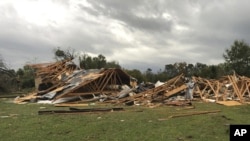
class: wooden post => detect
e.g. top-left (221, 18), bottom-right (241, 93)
top-left (228, 75), bottom-right (243, 103)
top-left (206, 80), bottom-right (218, 102)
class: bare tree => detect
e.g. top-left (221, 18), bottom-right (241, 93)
top-left (0, 54), bottom-right (16, 92)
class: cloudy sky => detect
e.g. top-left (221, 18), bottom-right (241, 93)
top-left (1, 0), bottom-right (250, 71)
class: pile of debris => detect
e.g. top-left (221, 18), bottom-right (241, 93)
top-left (14, 59), bottom-right (250, 106)
top-left (193, 74), bottom-right (250, 104)
top-left (14, 59), bottom-right (135, 104)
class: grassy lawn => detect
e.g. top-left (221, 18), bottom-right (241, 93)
top-left (1, 98), bottom-right (250, 141)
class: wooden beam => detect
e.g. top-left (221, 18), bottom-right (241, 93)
top-left (158, 110), bottom-right (221, 120)
top-left (206, 80), bottom-right (218, 101)
top-left (66, 91), bottom-right (118, 96)
top-left (53, 74), bottom-right (103, 100)
top-left (118, 74), bottom-right (184, 103)
top-left (240, 82), bottom-right (248, 97)
top-left (98, 70), bottom-right (111, 91)
top-left (100, 70), bottom-right (115, 91)
top-left (221, 85), bottom-right (228, 101)
top-left (247, 82), bottom-right (250, 98)
top-left (215, 81), bottom-right (220, 101)
top-left (194, 84), bottom-right (203, 99)
top-left (168, 110), bottom-right (221, 118)
top-left (228, 75), bottom-right (243, 103)
top-left (201, 85), bottom-right (208, 96)
top-left (164, 84), bottom-right (187, 97)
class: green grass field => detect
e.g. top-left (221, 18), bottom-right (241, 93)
top-left (1, 98), bottom-right (250, 141)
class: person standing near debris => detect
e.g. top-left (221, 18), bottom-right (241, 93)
top-left (130, 78), bottom-right (138, 89)
top-left (185, 78), bottom-right (195, 100)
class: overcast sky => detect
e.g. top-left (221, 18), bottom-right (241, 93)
top-left (1, 0), bottom-right (250, 71)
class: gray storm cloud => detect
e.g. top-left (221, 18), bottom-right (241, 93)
top-left (1, 0), bottom-right (250, 71)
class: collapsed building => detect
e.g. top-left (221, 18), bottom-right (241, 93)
top-left (15, 59), bottom-right (135, 104)
top-left (14, 59), bottom-right (250, 106)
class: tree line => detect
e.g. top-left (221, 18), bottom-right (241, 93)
top-left (1, 40), bottom-right (250, 93)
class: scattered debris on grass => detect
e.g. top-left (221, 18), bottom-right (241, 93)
top-left (0, 114), bottom-right (18, 118)
top-left (38, 107), bottom-right (124, 115)
top-left (158, 110), bottom-right (221, 121)
top-left (216, 101), bottom-right (242, 106)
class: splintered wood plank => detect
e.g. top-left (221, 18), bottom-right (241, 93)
top-left (66, 91), bottom-right (116, 96)
top-left (13, 92), bottom-right (37, 103)
top-left (38, 107), bottom-right (124, 115)
top-left (100, 70), bottom-right (115, 91)
top-left (194, 84), bottom-right (203, 99)
top-left (206, 80), bottom-right (218, 101)
top-left (117, 74), bottom-right (184, 103)
top-left (221, 86), bottom-right (228, 101)
top-left (168, 110), bottom-right (221, 118)
top-left (215, 81), bottom-right (220, 101)
top-left (247, 82), bottom-right (250, 98)
top-left (97, 71), bottom-right (111, 91)
top-left (53, 74), bottom-right (104, 100)
top-left (164, 84), bottom-right (187, 97)
top-left (240, 82), bottom-right (248, 97)
top-left (158, 110), bottom-right (221, 120)
top-left (216, 101), bottom-right (242, 106)
top-left (201, 85), bottom-right (208, 96)
top-left (54, 103), bottom-right (89, 107)
top-left (228, 75), bottom-right (243, 103)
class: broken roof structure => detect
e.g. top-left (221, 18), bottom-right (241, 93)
top-left (15, 59), bottom-right (133, 104)
top-left (48, 68), bottom-right (132, 104)
top-left (27, 59), bottom-right (78, 90)
top-left (193, 74), bottom-right (250, 103)
top-left (15, 59), bottom-right (250, 106)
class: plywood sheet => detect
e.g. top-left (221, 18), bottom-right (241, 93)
top-left (216, 101), bottom-right (242, 106)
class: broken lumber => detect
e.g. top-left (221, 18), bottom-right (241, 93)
top-left (158, 110), bottom-right (221, 121)
top-left (169, 110), bottom-right (221, 118)
top-left (216, 101), bottom-right (242, 106)
top-left (54, 103), bottom-right (89, 107)
top-left (164, 84), bottom-right (187, 97)
top-left (38, 107), bottom-right (124, 115)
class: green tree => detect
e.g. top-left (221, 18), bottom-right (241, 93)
top-left (96, 54), bottom-right (106, 69)
top-left (125, 69), bottom-right (145, 83)
top-left (174, 62), bottom-right (187, 74)
top-left (165, 64), bottom-right (178, 78)
top-left (79, 53), bottom-right (89, 69)
top-left (144, 68), bottom-right (155, 82)
top-left (164, 62), bottom-right (188, 79)
top-left (16, 68), bottom-right (24, 76)
top-left (105, 61), bottom-right (121, 69)
top-left (186, 63), bottom-right (195, 77)
top-left (154, 69), bottom-right (169, 82)
top-left (193, 62), bottom-right (207, 77)
top-left (206, 65), bottom-right (218, 79)
top-left (17, 66), bottom-right (35, 89)
top-left (217, 63), bottom-right (231, 76)
top-left (0, 55), bottom-right (18, 93)
top-left (54, 47), bottom-right (76, 60)
top-left (79, 53), bottom-right (97, 69)
top-left (79, 54), bottom-right (117, 69)
top-left (223, 40), bottom-right (250, 76)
